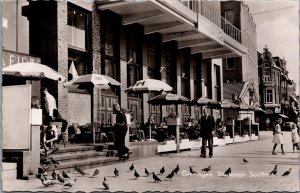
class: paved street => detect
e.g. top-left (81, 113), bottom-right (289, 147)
top-left (3, 131), bottom-right (299, 192)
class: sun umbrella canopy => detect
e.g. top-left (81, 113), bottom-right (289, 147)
top-left (2, 62), bottom-right (66, 82)
top-left (220, 100), bottom-right (240, 110)
top-left (239, 105), bottom-right (256, 111)
top-left (148, 93), bottom-right (190, 106)
top-left (64, 74), bottom-right (121, 91)
top-left (278, 114), bottom-right (289, 119)
top-left (254, 106), bottom-right (265, 113)
top-left (125, 79), bottom-right (173, 93)
top-left (194, 97), bottom-right (220, 106)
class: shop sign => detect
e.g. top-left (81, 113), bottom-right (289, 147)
top-left (2, 50), bottom-right (41, 67)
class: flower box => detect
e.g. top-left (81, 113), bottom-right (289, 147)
top-left (166, 117), bottom-right (181, 126)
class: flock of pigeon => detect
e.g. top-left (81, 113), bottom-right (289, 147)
top-left (37, 157), bottom-right (292, 190)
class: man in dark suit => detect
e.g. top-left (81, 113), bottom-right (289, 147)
top-left (200, 108), bottom-right (215, 158)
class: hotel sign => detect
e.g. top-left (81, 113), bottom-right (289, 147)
top-left (2, 50), bottom-right (41, 67)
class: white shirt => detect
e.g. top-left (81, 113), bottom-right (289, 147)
top-left (44, 91), bottom-right (57, 117)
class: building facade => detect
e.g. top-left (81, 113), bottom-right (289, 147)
top-left (2, 0), bottom-right (248, 141)
top-left (258, 46), bottom-right (297, 128)
top-left (220, 1), bottom-right (259, 126)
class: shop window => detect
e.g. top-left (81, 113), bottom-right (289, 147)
top-left (67, 7), bottom-right (87, 50)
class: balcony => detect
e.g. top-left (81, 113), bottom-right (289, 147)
top-left (97, 0), bottom-right (246, 59)
top-left (177, 0), bottom-right (241, 43)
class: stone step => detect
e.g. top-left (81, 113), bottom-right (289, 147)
top-left (53, 151), bottom-right (108, 163)
top-left (46, 155), bottom-right (121, 172)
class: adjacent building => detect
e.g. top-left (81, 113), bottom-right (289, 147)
top-left (258, 46), bottom-right (298, 129)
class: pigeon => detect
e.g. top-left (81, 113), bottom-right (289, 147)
top-left (145, 168), bottom-right (150, 176)
top-left (201, 166), bottom-right (211, 173)
top-left (63, 178), bottom-right (77, 187)
top-left (134, 170), bottom-right (140, 179)
top-left (165, 171), bottom-right (174, 180)
top-left (93, 167), bottom-right (100, 177)
top-left (51, 170), bottom-right (57, 180)
top-left (75, 165), bottom-right (89, 175)
top-left (38, 166), bottom-right (49, 174)
top-left (152, 172), bottom-right (161, 182)
top-left (160, 166), bottom-right (165, 175)
top-left (51, 157), bottom-right (60, 166)
top-left (282, 168), bottom-right (291, 176)
top-left (129, 163), bottom-right (134, 171)
top-left (223, 167), bottom-right (231, 176)
top-left (57, 174), bottom-right (65, 184)
top-left (114, 168), bottom-right (119, 177)
top-left (62, 170), bottom-right (70, 179)
top-left (172, 164), bottom-right (180, 174)
top-left (269, 165), bottom-right (278, 176)
top-left (103, 177), bottom-right (109, 190)
top-left (189, 166), bottom-right (197, 174)
top-left (243, 158), bottom-right (248, 163)
top-left (40, 178), bottom-right (55, 187)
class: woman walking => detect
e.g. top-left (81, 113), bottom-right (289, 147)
top-left (272, 118), bottom-right (285, 155)
top-left (291, 123), bottom-right (300, 153)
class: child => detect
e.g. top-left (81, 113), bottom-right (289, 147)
top-left (291, 123), bottom-right (300, 153)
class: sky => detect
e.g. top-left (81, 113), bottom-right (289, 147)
top-left (245, 0), bottom-right (299, 94)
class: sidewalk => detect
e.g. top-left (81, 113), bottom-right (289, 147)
top-left (3, 131), bottom-right (299, 192)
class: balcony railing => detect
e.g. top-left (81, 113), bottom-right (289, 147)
top-left (176, 0), bottom-right (241, 43)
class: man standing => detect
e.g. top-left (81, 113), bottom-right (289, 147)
top-left (41, 87), bottom-right (68, 138)
top-left (200, 108), bottom-right (215, 158)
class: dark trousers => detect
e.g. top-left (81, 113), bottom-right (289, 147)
top-left (113, 125), bottom-right (129, 157)
top-left (201, 137), bottom-right (213, 157)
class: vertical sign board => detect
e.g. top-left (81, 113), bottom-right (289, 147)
top-left (3, 85), bottom-right (31, 149)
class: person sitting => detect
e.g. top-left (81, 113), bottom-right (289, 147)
top-left (144, 116), bottom-right (157, 139)
top-left (41, 117), bottom-right (59, 150)
top-left (216, 121), bottom-right (226, 138)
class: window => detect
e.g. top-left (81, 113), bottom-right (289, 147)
top-left (147, 34), bottom-right (161, 79)
top-left (68, 7), bottom-right (87, 50)
top-left (214, 64), bottom-right (221, 101)
top-left (126, 25), bottom-right (142, 88)
top-left (226, 58), bottom-right (235, 70)
top-left (264, 71), bottom-right (271, 82)
top-left (3, 0), bottom-right (29, 53)
top-left (224, 9), bottom-right (235, 24)
top-left (164, 42), bottom-right (177, 91)
top-left (265, 89), bottom-right (273, 103)
top-left (68, 48), bottom-right (88, 80)
top-left (100, 10), bottom-right (120, 95)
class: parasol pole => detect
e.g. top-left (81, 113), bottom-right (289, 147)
top-left (92, 87), bottom-right (95, 145)
top-left (149, 90), bottom-right (152, 139)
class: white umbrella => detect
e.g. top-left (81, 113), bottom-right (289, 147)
top-left (64, 73), bottom-right (121, 145)
top-left (64, 74), bottom-right (121, 91)
top-left (125, 79), bottom-right (173, 93)
top-left (2, 62), bottom-right (66, 82)
top-left (125, 79), bottom-right (173, 139)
